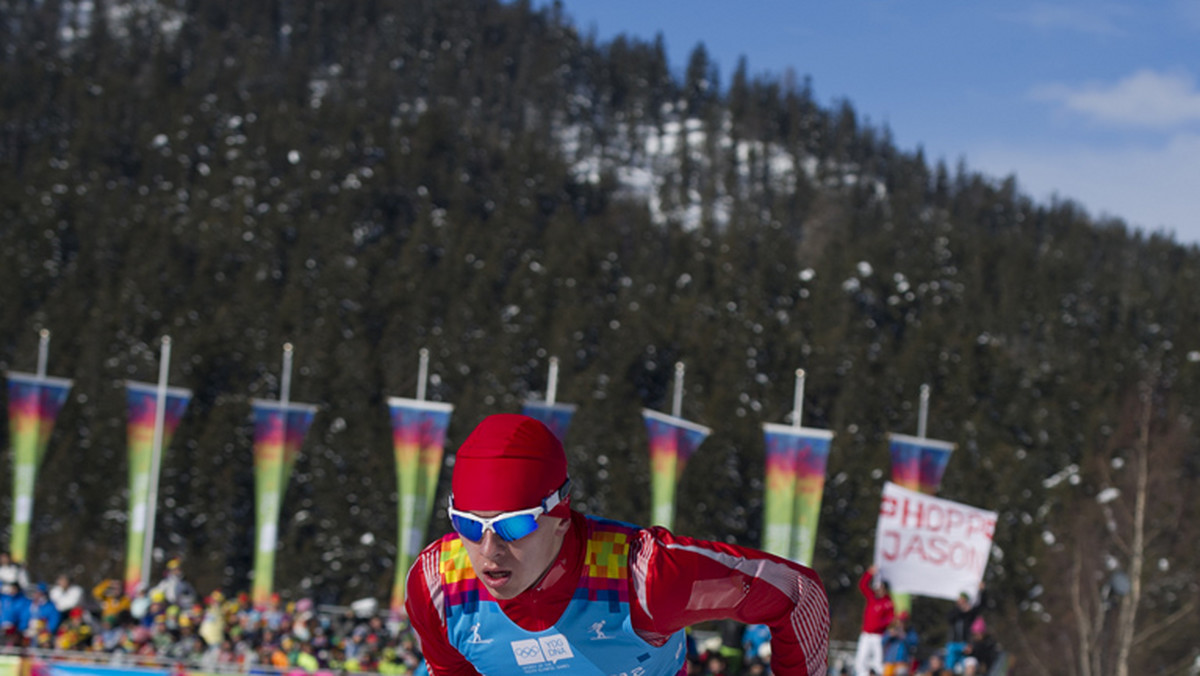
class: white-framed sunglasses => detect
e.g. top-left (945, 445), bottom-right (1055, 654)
top-left (448, 478), bottom-right (571, 542)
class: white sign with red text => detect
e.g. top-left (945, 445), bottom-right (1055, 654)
top-left (873, 482), bottom-right (996, 601)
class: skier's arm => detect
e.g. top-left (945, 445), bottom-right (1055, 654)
top-left (629, 527), bottom-right (830, 675)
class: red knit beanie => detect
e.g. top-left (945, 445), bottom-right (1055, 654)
top-left (451, 414), bottom-right (570, 515)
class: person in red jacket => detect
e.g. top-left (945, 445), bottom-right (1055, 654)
top-left (854, 565), bottom-right (895, 676)
top-left (405, 414), bottom-right (830, 675)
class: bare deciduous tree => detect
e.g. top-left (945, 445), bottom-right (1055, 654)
top-left (1015, 377), bottom-right (1198, 675)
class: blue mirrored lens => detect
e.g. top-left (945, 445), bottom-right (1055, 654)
top-left (450, 512), bottom-right (541, 542)
top-left (493, 514), bottom-right (540, 541)
top-left (450, 514), bottom-right (485, 542)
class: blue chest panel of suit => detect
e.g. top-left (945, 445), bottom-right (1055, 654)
top-left (438, 516), bottom-right (686, 676)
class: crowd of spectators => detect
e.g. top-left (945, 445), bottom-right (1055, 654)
top-left (0, 549), bottom-right (1007, 676)
top-left (842, 568), bottom-right (1005, 676)
top-left (0, 552), bottom-right (424, 674)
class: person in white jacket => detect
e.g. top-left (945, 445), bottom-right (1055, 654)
top-left (49, 574), bottom-right (84, 613)
top-left (0, 552), bottom-right (30, 590)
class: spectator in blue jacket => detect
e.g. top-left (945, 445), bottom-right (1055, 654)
top-left (742, 623), bottom-right (772, 662)
top-left (0, 583), bottom-right (31, 638)
top-left (882, 614), bottom-right (919, 675)
top-left (25, 583), bottom-right (63, 635)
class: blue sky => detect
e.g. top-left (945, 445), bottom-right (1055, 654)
top-left (539, 1), bottom-right (1200, 245)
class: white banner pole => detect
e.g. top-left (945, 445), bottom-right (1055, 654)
top-left (672, 362), bottom-right (685, 419)
top-left (416, 348), bottom-right (429, 402)
top-left (141, 336), bottom-right (172, 588)
top-left (546, 357), bottom-right (560, 406)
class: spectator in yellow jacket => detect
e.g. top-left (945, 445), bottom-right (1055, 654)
top-left (91, 580), bottom-right (129, 624)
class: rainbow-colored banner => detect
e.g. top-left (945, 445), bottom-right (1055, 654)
top-left (762, 424), bottom-right (834, 566)
top-left (520, 401), bottom-right (576, 443)
top-left (917, 437), bottom-right (955, 495)
top-left (642, 409), bottom-right (711, 529)
top-left (123, 380), bottom-right (192, 596)
top-left (887, 433), bottom-right (922, 492)
top-left (5, 372), bottom-right (72, 563)
top-left (885, 432), bottom-right (956, 613)
top-left (387, 397), bottom-right (453, 612)
top-left (887, 433), bottom-right (956, 495)
top-left (250, 399), bottom-right (317, 608)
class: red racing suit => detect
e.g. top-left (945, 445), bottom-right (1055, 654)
top-left (406, 510), bottom-right (830, 675)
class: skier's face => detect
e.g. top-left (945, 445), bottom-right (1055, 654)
top-left (459, 511), bottom-right (569, 600)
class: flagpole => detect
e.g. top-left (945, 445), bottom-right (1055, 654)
top-left (141, 336), bottom-right (172, 589)
top-left (36, 330), bottom-right (49, 378)
top-left (792, 369), bottom-right (806, 428)
top-left (281, 343), bottom-right (294, 407)
top-left (672, 362), bottom-right (685, 418)
top-left (918, 383), bottom-right (930, 438)
top-left (416, 348), bottom-right (429, 401)
top-left (546, 357), bottom-right (560, 406)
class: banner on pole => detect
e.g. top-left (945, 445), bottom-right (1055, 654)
top-left (250, 399), bottom-right (317, 608)
top-left (520, 401), bottom-right (576, 443)
top-left (641, 409), bottom-right (711, 529)
top-left (761, 424), bottom-right (834, 566)
top-left (387, 397), bottom-right (453, 613)
top-left (5, 372), bottom-right (73, 563)
top-left (123, 380), bottom-right (192, 596)
top-left (888, 433), bottom-right (955, 495)
top-left (873, 482), bottom-right (996, 601)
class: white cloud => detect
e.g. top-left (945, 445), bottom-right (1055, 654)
top-left (970, 132), bottom-right (1200, 244)
top-left (1033, 69), bottom-right (1200, 128)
